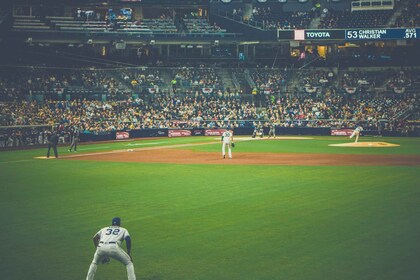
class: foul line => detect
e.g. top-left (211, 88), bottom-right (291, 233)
top-left (34, 137), bottom-right (258, 160)
top-left (50, 141), bottom-right (219, 159)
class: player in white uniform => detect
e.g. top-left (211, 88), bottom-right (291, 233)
top-left (86, 217), bottom-right (136, 280)
top-left (349, 126), bottom-right (363, 143)
top-left (221, 129), bottom-right (234, 159)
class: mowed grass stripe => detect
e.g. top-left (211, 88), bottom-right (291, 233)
top-left (187, 136), bottom-right (420, 155)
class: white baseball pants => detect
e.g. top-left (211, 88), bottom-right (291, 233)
top-left (349, 131), bottom-right (360, 142)
top-left (86, 244), bottom-right (136, 280)
top-left (222, 142), bottom-right (232, 158)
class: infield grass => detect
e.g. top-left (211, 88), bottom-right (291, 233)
top-left (1, 136), bottom-right (419, 280)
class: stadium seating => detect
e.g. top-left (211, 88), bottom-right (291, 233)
top-left (393, 0), bottom-right (419, 28)
top-left (248, 69), bottom-right (289, 94)
top-left (48, 17), bottom-right (108, 32)
top-left (3, 1), bottom-right (420, 147)
top-left (13, 15), bottom-right (50, 31)
top-left (183, 18), bottom-right (226, 33)
top-left (320, 10), bottom-right (394, 29)
top-left (251, 9), bottom-right (314, 30)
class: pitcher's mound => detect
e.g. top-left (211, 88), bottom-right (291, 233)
top-left (329, 142), bottom-right (400, 147)
top-left (34, 156), bottom-right (59, 159)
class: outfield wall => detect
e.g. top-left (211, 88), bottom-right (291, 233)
top-left (78, 127), bottom-right (416, 143)
top-left (79, 127), bottom-right (331, 142)
top-left (1, 127), bottom-right (416, 150)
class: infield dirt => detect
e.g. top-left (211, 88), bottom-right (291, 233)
top-left (62, 148), bottom-right (420, 166)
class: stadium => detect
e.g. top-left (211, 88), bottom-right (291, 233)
top-left (0, 0), bottom-right (419, 279)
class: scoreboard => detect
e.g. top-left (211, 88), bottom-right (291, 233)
top-left (278, 28), bottom-right (419, 41)
top-left (345, 28), bottom-right (417, 40)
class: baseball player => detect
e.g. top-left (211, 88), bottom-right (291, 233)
top-left (46, 131), bottom-right (59, 158)
top-left (221, 128), bottom-right (234, 159)
top-left (349, 126), bottom-right (363, 143)
top-left (86, 217), bottom-right (136, 280)
top-left (268, 122), bottom-right (276, 138)
top-left (68, 125), bottom-right (80, 152)
top-left (252, 122), bottom-right (264, 138)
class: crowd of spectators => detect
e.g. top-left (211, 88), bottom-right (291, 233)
top-left (249, 7), bottom-right (314, 30)
top-left (319, 9), bottom-right (394, 29)
top-left (319, 8), bottom-right (343, 29)
top-left (1, 88), bottom-right (418, 148)
top-left (297, 70), bottom-right (335, 88)
top-left (173, 67), bottom-right (223, 89)
top-left (1, 67), bottom-right (418, 102)
top-left (384, 69), bottom-right (417, 91)
top-left (119, 68), bottom-right (164, 91)
top-left (339, 69), bottom-right (419, 94)
top-left (0, 94), bottom-right (254, 148)
top-left (340, 71), bottom-right (378, 89)
top-left (393, 0), bottom-right (419, 28)
top-left (249, 69), bottom-right (289, 94)
top-left (0, 68), bottom-right (124, 100)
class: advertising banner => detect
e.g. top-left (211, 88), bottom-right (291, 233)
top-left (168, 130), bottom-right (192, 137)
top-left (130, 129), bottom-right (167, 138)
top-left (204, 129), bottom-right (226, 136)
top-left (192, 129), bottom-right (205, 136)
top-left (116, 131), bottom-right (130, 140)
top-left (331, 129), bottom-right (353, 136)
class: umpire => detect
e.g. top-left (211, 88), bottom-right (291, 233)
top-left (46, 131), bottom-right (59, 158)
top-left (69, 126), bottom-right (80, 152)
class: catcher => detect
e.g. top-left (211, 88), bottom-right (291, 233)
top-left (252, 122), bottom-right (264, 138)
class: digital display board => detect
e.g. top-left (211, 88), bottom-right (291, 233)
top-left (303, 29), bottom-right (345, 40)
top-left (345, 28), bottom-right (417, 40)
top-left (278, 28), bottom-right (419, 41)
top-left (277, 30), bottom-right (294, 40)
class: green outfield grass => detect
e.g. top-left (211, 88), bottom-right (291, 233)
top-left (1, 136), bottom-right (419, 280)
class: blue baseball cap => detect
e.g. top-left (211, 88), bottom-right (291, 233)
top-left (112, 217), bottom-right (121, 226)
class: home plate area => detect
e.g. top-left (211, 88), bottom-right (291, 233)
top-left (329, 142), bottom-right (400, 147)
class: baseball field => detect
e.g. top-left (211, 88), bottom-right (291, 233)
top-left (1, 135), bottom-right (420, 280)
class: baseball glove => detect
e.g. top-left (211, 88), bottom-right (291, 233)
top-left (231, 142), bottom-right (235, 148)
top-left (101, 257), bottom-right (111, 265)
